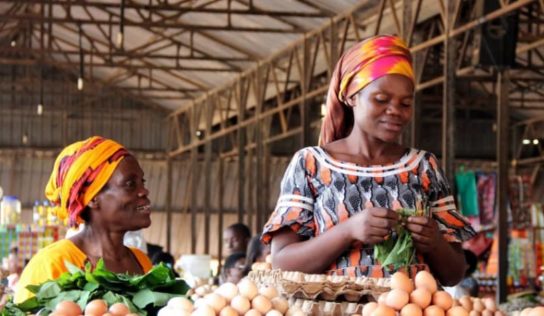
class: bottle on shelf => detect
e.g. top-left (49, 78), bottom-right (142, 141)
top-left (0, 196), bottom-right (21, 225)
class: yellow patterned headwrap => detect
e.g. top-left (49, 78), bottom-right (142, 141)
top-left (45, 136), bottom-right (128, 226)
top-left (320, 35), bottom-right (415, 145)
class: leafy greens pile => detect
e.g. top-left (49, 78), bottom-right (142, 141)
top-left (1, 259), bottom-right (189, 316)
top-left (373, 208), bottom-right (419, 269)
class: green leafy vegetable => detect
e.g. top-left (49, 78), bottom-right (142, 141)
top-left (1, 260), bottom-right (190, 316)
top-left (374, 208), bottom-right (417, 269)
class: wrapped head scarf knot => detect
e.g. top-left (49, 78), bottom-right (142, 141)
top-left (320, 35), bottom-right (415, 145)
top-left (45, 136), bottom-right (129, 227)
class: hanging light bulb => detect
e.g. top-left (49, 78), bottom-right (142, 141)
top-left (77, 77), bottom-right (84, 91)
top-left (37, 104), bottom-right (43, 115)
top-left (10, 40), bottom-right (16, 47)
top-left (116, 32), bottom-right (124, 47)
top-left (22, 134), bottom-right (28, 145)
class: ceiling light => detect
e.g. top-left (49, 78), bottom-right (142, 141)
top-left (37, 104), bottom-right (43, 115)
top-left (10, 40), bottom-right (16, 47)
top-left (522, 139), bottom-right (531, 145)
top-left (533, 139), bottom-right (539, 145)
top-left (77, 77), bottom-right (84, 91)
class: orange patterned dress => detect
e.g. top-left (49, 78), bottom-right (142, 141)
top-left (262, 147), bottom-right (475, 277)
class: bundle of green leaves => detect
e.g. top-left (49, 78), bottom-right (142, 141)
top-left (1, 259), bottom-right (189, 316)
top-left (373, 208), bottom-right (417, 270)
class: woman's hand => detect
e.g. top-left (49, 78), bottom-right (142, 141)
top-left (347, 207), bottom-right (399, 245)
top-left (405, 216), bottom-right (442, 254)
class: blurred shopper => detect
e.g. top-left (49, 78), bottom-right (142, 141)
top-left (223, 223), bottom-right (251, 256)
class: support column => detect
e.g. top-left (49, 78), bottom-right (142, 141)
top-left (496, 70), bottom-right (510, 303)
top-left (442, 0), bottom-right (457, 181)
top-left (165, 157), bottom-right (172, 253)
top-left (204, 99), bottom-right (212, 254)
top-left (237, 82), bottom-right (246, 223)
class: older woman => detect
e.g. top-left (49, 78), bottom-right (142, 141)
top-left (15, 136), bottom-right (152, 303)
top-left (262, 35), bottom-right (475, 286)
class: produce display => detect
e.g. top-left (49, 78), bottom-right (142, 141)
top-left (1, 260), bottom-right (189, 315)
top-left (157, 279), bottom-right (294, 316)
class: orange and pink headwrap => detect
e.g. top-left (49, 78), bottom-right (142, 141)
top-left (319, 35), bottom-right (415, 145)
top-left (45, 136), bottom-right (129, 227)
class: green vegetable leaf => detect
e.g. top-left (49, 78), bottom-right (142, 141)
top-left (132, 289), bottom-right (177, 309)
top-left (36, 282), bottom-right (61, 300)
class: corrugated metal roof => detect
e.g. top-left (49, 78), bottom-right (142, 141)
top-left (0, 0), bottom-right (368, 111)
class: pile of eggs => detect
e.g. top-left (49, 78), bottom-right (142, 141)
top-left (361, 271), bottom-right (506, 316)
top-left (158, 279), bottom-right (301, 316)
top-left (49, 300), bottom-right (137, 316)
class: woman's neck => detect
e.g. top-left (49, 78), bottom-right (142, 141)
top-left (71, 225), bottom-right (129, 262)
top-left (324, 131), bottom-right (405, 165)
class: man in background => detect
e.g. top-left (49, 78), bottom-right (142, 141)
top-left (223, 223), bottom-right (251, 257)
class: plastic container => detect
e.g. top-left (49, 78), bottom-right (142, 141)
top-left (0, 196), bottom-right (21, 225)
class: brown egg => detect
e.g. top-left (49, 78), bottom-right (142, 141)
top-left (528, 307), bottom-right (544, 316)
top-left (270, 297), bottom-right (288, 314)
top-left (432, 291), bottom-right (453, 310)
top-left (55, 300), bottom-right (82, 316)
top-left (238, 279), bottom-right (259, 300)
top-left (245, 309), bottom-right (262, 316)
top-left (391, 272), bottom-right (415, 293)
top-left (266, 310), bottom-right (283, 316)
top-left (378, 293), bottom-right (388, 305)
top-left (424, 305), bottom-right (445, 316)
top-left (520, 308), bottom-right (533, 316)
top-left (192, 305), bottom-right (216, 316)
top-left (204, 293), bottom-right (227, 313)
top-left (362, 302), bottom-right (378, 316)
top-left (220, 306), bottom-right (239, 316)
top-left (483, 298), bottom-right (496, 312)
top-left (472, 299), bottom-right (485, 313)
top-left (231, 295), bottom-right (251, 314)
top-left (494, 311), bottom-right (506, 316)
top-left (459, 296), bottom-right (473, 311)
top-left (446, 306), bottom-right (469, 316)
top-left (415, 271), bottom-right (437, 294)
top-left (84, 299), bottom-right (108, 316)
top-left (252, 295), bottom-right (272, 314)
top-left (452, 299), bottom-right (460, 307)
top-left (401, 303), bottom-right (423, 316)
top-left (410, 288), bottom-right (432, 309)
top-left (109, 303), bottom-right (130, 315)
top-left (370, 304), bottom-right (396, 316)
top-left (481, 310), bottom-right (493, 316)
top-left (386, 289), bottom-right (410, 310)
top-left (259, 286), bottom-right (279, 300)
top-left (468, 311), bottom-right (481, 316)
top-left (216, 282), bottom-right (239, 302)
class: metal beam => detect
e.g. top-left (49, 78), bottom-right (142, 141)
top-left (0, 14), bottom-right (306, 33)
